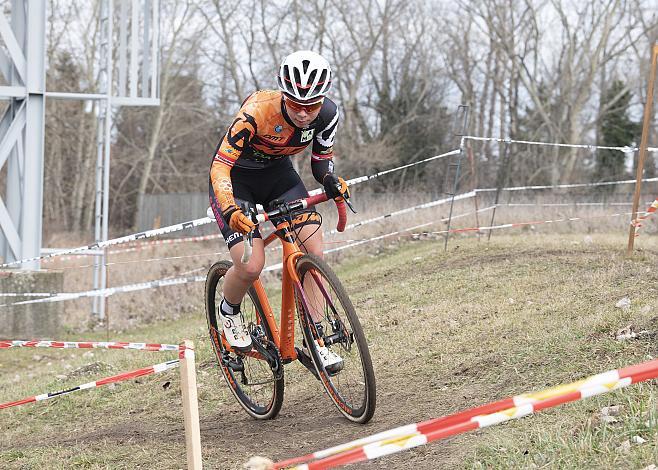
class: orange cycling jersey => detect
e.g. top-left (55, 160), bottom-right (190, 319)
top-left (210, 90), bottom-right (339, 213)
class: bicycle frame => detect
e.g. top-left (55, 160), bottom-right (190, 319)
top-left (220, 218), bottom-right (306, 362)
top-left (218, 193), bottom-right (349, 363)
top-left (208, 190), bottom-right (378, 423)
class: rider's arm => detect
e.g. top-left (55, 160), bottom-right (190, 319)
top-left (210, 108), bottom-right (258, 213)
top-left (311, 102), bottom-right (339, 184)
top-left (311, 102), bottom-right (348, 201)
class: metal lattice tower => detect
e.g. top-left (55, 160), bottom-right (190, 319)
top-left (0, 0), bottom-right (46, 272)
top-left (0, 0), bottom-right (160, 320)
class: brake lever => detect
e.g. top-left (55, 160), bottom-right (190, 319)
top-left (241, 231), bottom-right (253, 264)
top-left (344, 197), bottom-right (357, 214)
top-left (241, 203), bottom-right (256, 264)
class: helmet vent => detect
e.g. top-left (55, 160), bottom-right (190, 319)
top-left (308, 70), bottom-right (317, 87)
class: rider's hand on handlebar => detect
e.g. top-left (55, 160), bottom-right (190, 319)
top-left (223, 205), bottom-right (256, 234)
top-left (323, 174), bottom-right (350, 201)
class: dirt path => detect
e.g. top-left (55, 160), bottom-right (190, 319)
top-left (3, 236), bottom-right (657, 468)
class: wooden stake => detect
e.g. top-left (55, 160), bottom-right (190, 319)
top-left (180, 340), bottom-right (202, 469)
top-left (627, 43), bottom-right (658, 256)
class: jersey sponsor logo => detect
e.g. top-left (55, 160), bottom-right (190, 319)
top-left (301, 129), bottom-right (314, 143)
top-left (225, 232), bottom-right (242, 245)
top-left (263, 134), bottom-right (284, 141)
top-left (226, 112), bottom-right (257, 150)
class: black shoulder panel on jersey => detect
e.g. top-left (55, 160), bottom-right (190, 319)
top-left (317, 98), bottom-right (338, 128)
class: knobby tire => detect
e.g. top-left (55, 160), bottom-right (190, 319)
top-left (205, 260), bottom-right (284, 420)
top-left (295, 254), bottom-right (376, 424)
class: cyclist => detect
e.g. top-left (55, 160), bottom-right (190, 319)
top-left (209, 50), bottom-right (349, 372)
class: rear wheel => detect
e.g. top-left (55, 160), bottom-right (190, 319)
top-left (205, 260), bottom-right (284, 419)
top-left (295, 254), bottom-right (376, 423)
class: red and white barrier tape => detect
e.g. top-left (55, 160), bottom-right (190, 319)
top-left (116, 233), bottom-right (222, 251)
top-left (632, 198), bottom-right (658, 237)
top-left (0, 359), bottom-right (179, 410)
top-left (34, 197), bottom-right (648, 274)
top-left (3, 133), bottom-right (654, 269)
top-left (2, 193), bottom-right (470, 285)
top-left (4, 169), bottom-right (652, 270)
top-left (0, 340), bottom-right (182, 352)
top-left (28, 193), bottom-right (476, 272)
top-left (275, 357), bottom-right (658, 469)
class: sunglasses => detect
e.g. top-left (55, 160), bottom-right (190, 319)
top-left (284, 97), bottom-right (324, 114)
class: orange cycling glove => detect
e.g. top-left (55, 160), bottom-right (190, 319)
top-left (222, 205), bottom-right (256, 234)
top-left (322, 174), bottom-right (350, 200)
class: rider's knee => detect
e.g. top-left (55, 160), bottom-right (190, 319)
top-left (235, 260), bottom-right (264, 283)
top-left (307, 244), bottom-right (323, 258)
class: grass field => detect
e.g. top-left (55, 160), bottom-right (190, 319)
top-left (1, 233), bottom-right (657, 469)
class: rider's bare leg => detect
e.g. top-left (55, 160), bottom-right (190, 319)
top-left (295, 224), bottom-right (326, 323)
top-left (222, 238), bottom-right (266, 305)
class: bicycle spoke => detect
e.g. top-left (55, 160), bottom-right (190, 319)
top-left (205, 261), bottom-right (284, 420)
top-left (296, 255), bottom-right (376, 423)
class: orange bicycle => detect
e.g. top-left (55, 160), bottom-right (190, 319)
top-left (205, 192), bottom-right (376, 423)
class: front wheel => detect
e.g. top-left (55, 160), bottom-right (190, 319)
top-left (205, 260), bottom-right (284, 420)
top-left (295, 254), bottom-right (376, 424)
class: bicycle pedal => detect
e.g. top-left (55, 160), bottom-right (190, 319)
top-left (221, 353), bottom-right (245, 373)
top-left (295, 347), bottom-right (320, 380)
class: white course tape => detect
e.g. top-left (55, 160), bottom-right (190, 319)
top-left (463, 135), bottom-right (658, 152)
top-left (324, 206), bottom-right (493, 254)
top-left (419, 211), bottom-right (641, 236)
top-left (2, 186), bottom-right (650, 303)
top-left (4, 139), bottom-right (648, 269)
top-left (326, 191), bottom-right (476, 235)
top-left (0, 292), bottom-right (55, 297)
top-left (0, 274), bottom-right (207, 307)
top-left (2, 149), bottom-right (461, 269)
top-left (0, 216), bottom-right (214, 269)
top-left (308, 149), bottom-right (461, 196)
top-left (501, 202), bottom-right (635, 207)
top-left (2, 264), bottom-right (288, 307)
top-left (3, 204), bottom-right (487, 307)
top-left (476, 177), bottom-right (658, 193)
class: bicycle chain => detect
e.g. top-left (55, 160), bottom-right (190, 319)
top-left (262, 338), bottom-right (284, 381)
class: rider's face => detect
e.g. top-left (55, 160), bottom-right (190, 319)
top-left (284, 97), bottom-right (323, 128)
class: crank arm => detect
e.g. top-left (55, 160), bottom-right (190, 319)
top-left (295, 347), bottom-right (320, 380)
top-left (249, 332), bottom-right (277, 368)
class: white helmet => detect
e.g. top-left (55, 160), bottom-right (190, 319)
top-left (277, 50), bottom-right (332, 102)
